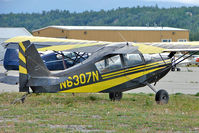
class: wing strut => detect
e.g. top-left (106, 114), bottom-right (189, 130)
top-left (159, 53), bottom-right (166, 64)
top-left (60, 52), bottom-right (67, 69)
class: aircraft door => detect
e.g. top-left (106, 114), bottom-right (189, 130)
top-left (95, 54), bottom-right (128, 92)
top-left (95, 55), bottom-right (124, 74)
top-left (123, 53), bottom-right (146, 90)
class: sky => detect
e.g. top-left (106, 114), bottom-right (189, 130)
top-left (0, 0), bottom-right (199, 14)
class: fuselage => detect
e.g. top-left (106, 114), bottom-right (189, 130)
top-left (29, 52), bottom-right (172, 93)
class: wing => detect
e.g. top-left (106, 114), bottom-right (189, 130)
top-left (3, 36), bottom-right (139, 54)
top-left (2, 36), bottom-right (111, 53)
top-left (6, 36), bottom-right (199, 54)
top-left (133, 42), bottom-right (199, 54)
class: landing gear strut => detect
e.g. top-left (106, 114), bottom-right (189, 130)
top-left (109, 92), bottom-right (123, 101)
top-left (146, 83), bottom-right (169, 104)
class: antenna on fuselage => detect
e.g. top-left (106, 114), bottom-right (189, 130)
top-left (118, 31), bottom-right (129, 46)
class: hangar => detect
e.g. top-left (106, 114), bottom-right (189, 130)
top-left (32, 26), bottom-right (189, 42)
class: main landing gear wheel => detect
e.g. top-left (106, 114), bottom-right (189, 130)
top-left (109, 92), bottom-right (123, 101)
top-left (176, 68), bottom-right (181, 71)
top-left (155, 89), bottom-right (169, 104)
top-left (146, 83), bottom-right (169, 104)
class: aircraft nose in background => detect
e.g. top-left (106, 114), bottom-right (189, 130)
top-left (196, 58), bottom-right (199, 62)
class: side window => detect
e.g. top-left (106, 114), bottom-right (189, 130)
top-left (95, 55), bottom-right (122, 73)
top-left (126, 54), bottom-right (143, 66)
top-left (143, 54), bottom-right (152, 62)
top-left (63, 52), bottom-right (75, 59)
top-left (95, 59), bottom-right (106, 73)
top-left (56, 52), bottom-right (75, 60)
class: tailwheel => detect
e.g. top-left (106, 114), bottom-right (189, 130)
top-left (155, 89), bottom-right (169, 104)
top-left (109, 92), bottom-right (123, 101)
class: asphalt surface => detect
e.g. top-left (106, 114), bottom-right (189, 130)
top-left (0, 66), bottom-right (18, 93)
top-left (0, 66), bottom-right (199, 94)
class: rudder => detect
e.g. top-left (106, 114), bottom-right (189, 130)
top-left (18, 41), bottom-right (30, 92)
top-left (19, 40), bottom-right (51, 92)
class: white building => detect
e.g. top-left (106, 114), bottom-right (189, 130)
top-left (0, 27), bottom-right (32, 63)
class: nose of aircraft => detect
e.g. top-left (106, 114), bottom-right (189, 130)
top-left (196, 57), bottom-right (199, 62)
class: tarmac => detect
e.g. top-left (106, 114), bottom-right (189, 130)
top-left (0, 65), bottom-right (199, 94)
top-left (127, 67), bottom-right (199, 94)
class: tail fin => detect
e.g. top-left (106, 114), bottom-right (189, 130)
top-left (19, 41), bottom-right (50, 92)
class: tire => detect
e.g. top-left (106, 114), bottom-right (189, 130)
top-left (155, 89), bottom-right (169, 104)
top-left (109, 92), bottom-right (123, 101)
top-left (109, 92), bottom-right (115, 101)
top-left (176, 68), bottom-right (181, 71)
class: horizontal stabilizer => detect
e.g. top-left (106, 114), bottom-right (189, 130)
top-left (0, 73), bottom-right (19, 85)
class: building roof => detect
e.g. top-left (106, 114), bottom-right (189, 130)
top-left (0, 27), bottom-right (32, 39)
top-left (33, 25), bottom-right (188, 32)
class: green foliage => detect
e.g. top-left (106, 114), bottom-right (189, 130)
top-left (175, 93), bottom-right (183, 95)
top-left (195, 92), bottom-right (199, 96)
top-left (1, 6), bottom-right (199, 40)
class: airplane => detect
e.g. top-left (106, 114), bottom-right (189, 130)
top-left (3, 45), bottom-right (89, 71)
top-left (2, 36), bottom-right (199, 104)
top-left (186, 55), bottom-right (199, 66)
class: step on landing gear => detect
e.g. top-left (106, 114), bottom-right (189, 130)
top-left (109, 92), bottom-right (123, 101)
top-left (146, 83), bottom-right (169, 104)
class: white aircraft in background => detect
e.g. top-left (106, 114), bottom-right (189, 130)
top-left (171, 54), bottom-right (199, 71)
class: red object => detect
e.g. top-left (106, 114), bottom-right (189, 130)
top-left (196, 58), bottom-right (199, 62)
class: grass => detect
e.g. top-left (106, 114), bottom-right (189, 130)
top-left (0, 92), bottom-right (199, 133)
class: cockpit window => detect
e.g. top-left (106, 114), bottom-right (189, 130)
top-left (125, 54), bottom-right (143, 66)
top-left (95, 55), bottom-right (122, 73)
top-left (63, 52), bottom-right (76, 58)
top-left (56, 52), bottom-right (75, 60)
